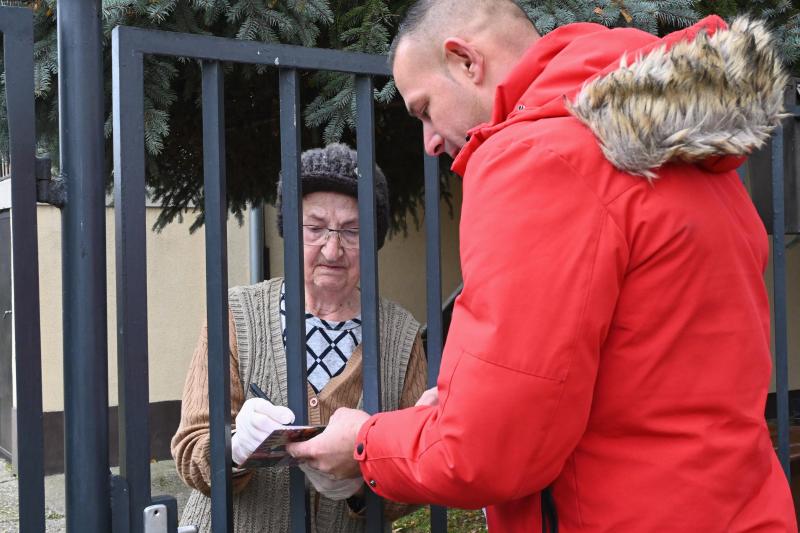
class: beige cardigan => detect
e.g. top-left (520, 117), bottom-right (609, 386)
top-left (171, 282), bottom-right (427, 528)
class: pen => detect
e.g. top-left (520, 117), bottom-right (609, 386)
top-left (249, 382), bottom-right (271, 402)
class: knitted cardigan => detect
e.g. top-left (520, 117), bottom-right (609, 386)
top-left (179, 278), bottom-right (421, 533)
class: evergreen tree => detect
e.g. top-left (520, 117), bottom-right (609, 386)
top-left (0, 0), bottom-right (797, 233)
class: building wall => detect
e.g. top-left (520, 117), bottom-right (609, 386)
top-left (35, 205), bottom-right (250, 411)
top-left (21, 176), bottom-right (463, 472)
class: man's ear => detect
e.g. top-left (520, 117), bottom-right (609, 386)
top-left (443, 37), bottom-right (485, 84)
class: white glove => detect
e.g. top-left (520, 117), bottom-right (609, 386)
top-left (231, 397), bottom-right (295, 466)
top-left (298, 462), bottom-right (364, 501)
top-left (415, 386), bottom-right (439, 407)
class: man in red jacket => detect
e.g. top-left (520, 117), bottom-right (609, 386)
top-left (289, 0), bottom-right (797, 530)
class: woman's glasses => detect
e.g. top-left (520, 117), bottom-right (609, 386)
top-left (302, 225), bottom-right (360, 249)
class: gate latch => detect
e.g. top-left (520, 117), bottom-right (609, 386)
top-left (143, 504), bottom-right (167, 533)
top-left (143, 504), bottom-right (198, 533)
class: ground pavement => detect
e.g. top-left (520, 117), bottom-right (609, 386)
top-left (0, 458), bottom-right (191, 532)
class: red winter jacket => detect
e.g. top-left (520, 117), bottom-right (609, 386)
top-left (355, 16), bottom-right (797, 532)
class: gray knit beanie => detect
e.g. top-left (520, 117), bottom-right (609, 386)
top-left (276, 143), bottom-right (390, 249)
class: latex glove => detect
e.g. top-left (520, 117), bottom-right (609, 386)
top-left (299, 462), bottom-right (363, 501)
top-left (231, 397), bottom-right (295, 466)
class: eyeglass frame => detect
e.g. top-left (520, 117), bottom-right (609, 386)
top-left (302, 224), bottom-right (361, 249)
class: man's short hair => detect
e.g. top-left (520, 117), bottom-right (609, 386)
top-left (388, 0), bottom-right (529, 67)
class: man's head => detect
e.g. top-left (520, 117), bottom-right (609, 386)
top-left (391, 0), bottom-right (539, 158)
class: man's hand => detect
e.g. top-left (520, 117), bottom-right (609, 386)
top-left (415, 386), bottom-right (439, 407)
top-left (287, 407), bottom-right (370, 480)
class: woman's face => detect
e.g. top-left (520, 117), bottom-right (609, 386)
top-left (301, 191), bottom-right (361, 295)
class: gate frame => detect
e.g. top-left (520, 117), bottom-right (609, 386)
top-left (111, 25), bottom-right (446, 533)
top-left (0, 6), bottom-right (45, 533)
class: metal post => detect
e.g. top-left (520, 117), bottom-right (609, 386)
top-left (58, 2), bottom-right (111, 531)
top-left (250, 202), bottom-right (265, 284)
top-left (771, 124), bottom-right (791, 480)
top-left (355, 75), bottom-right (384, 531)
top-left (279, 67), bottom-right (311, 533)
top-left (424, 155), bottom-right (448, 533)
top-left (202, 60), bottom-right (234, 533)
top-left (1, 7), bottom-right (45, 532)
top-left (112, 26), bottom-right (151, 533)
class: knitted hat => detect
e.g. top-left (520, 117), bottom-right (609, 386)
top-left (276, 143), bottom-right (390, 249)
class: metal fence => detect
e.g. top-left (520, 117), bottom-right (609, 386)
top-left (1, 2), bottom-right (798, 533)
top-left (0, 6), bottom-right (45, 533)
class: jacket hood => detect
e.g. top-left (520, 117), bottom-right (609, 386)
top-left (569, 17), bottom-right (788, 178)
top-left (454, 16), bottom-right (787, 178)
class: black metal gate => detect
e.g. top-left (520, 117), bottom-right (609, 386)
top-left (0, 6), bottom-right (45, 533)
top-left (2, 2), bottom-right (798, 533)
top-left (110, 23), bottom-right (446, 532)
top-left (0, 209), bottom-right (12, 460)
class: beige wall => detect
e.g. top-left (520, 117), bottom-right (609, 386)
top-left (36, 205), bottom-right (250, 412)
top-left (33, 176), bottom-right (463, 412)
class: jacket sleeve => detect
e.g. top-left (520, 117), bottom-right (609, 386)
top-left (170, 312), bottom-right (252, 495)
top-left (354, 141), bottom-right (629, 508)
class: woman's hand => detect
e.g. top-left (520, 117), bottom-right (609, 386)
top-left (231, 398), bottom-right (295, 466)
top-left (286, 407), bottom-right (370, 479)
top-left (415, 386), bottom-right (439, 407)
top-left (299, 463), bottom-right (363, 500)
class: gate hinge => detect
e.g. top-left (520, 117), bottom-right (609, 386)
top-left (34, 155), bottom-right (66, 208)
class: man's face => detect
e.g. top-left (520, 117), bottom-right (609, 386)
top-left (393, 39), bottom-right (487, 159)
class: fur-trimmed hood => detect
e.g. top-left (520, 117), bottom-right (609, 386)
top-left (453, 16), bottom-right (788, 179)
top-left (569, 17), bottom-right (788, 178)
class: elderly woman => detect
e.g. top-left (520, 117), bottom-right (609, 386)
top-left (172, 143), bottom-right (427, 532)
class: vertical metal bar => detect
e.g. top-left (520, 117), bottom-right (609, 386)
top-left (2, 7), bottom-right (45, 533)
top-left (202, 60), bottom-right (234, 533)
top-left (355, 74), bottom-right (384, 531)
top-left (59, 2), bottom-right (111, 531)
top-left (112, 28), bottom-right (151, 533)
top-left (250, 202), bottom-right (265, 284)
top-left (771, 125), bottom-right (791, 479)
top-left (424, 155), bottom-right (448, 533)
top-left (423, 155), bottom-right (443, 389)
top-left (279, 67), bottom-right (311, 533)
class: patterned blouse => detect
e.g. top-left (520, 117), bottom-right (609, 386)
top-left (279, 284), bottom-right (362, 393)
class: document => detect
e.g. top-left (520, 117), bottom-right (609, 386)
top-left (239, 425), bottom-right (326, 468)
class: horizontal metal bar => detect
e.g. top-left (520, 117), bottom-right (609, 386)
top-left (202, 59), bottom-right (234, 533)
top-left (2, 6), bottom-right (45, 533)
top-left (112, 26), bottom-right (391, 76)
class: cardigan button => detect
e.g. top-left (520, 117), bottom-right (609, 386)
top-left (369, 479), bottom-right (376, 487)
top-left (356, 443), bottom-right (364, 455)
top-left (309, 397), bottom-right (318, 407)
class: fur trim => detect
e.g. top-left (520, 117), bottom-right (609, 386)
top-left (568, 17), bottom-right (789, 178)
